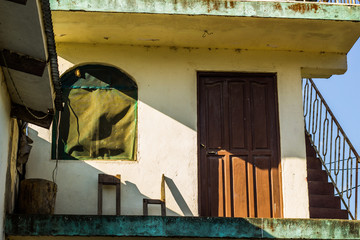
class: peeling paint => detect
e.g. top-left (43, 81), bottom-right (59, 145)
top-left (205, 0), bottom-right (221, 13)
top-left (288, 3), bottom-right (319, 14)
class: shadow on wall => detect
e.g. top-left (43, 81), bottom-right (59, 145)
top-left (57, 47), bottom-right (198, 131)
top-left (26, 128), bottom-right (192, 216)
top-left (164, 177), bottom-right (193, 216)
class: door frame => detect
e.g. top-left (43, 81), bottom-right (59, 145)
top-left (196, 71), bottom-right (283, 217)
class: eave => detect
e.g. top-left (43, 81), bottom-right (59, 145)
top-left (0, 0), bottom-right (61, 128)
top-left (50, 1), bottom-right (360, 57)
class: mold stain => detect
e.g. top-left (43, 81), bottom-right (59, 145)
top-left (229, 1), bottom-right (235, 8)
top-left (274, 3), bottom-right (282, 11)
top-left (287, 3), bottom-right (319, 14)
top-left (184, 47), bottom-right (193, 52)
top-left (205, 0), bottom-right (220, 13)
top-left (213, 0), bottom-right (220, 11)
top-left (180, 0), bottom-right (188, 9)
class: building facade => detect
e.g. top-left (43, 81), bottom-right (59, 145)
top-left (4, 0), bottom-right (360, 239)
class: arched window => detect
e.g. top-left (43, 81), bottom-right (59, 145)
top-left (52, 64), bottom-right (137, 160)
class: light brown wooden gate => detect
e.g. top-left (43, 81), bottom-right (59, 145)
top-left (198, 72), bottom-right (282, 218)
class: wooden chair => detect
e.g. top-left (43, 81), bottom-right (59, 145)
top-left (143, 174), bottom-right (166, 216)
top-left (98, 174), bottom-right (121, 215)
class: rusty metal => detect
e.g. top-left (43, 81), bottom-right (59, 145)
top-left (303, 78), bottom-right (360, 220)
top-left (297, 0), bottom-right (360, 5)
top-left (316, 0), bottom-right (360, 4)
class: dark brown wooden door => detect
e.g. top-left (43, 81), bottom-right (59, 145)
top-left (198, 73), bottom-right (282, 218)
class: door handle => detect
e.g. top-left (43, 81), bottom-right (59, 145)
top-left (207, 151), bottom-right (218, 155)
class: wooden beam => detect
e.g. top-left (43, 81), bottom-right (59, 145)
top-left (11, 103), bottom-right (53, 129)
top-left (5, 0), bottom-right (27, 5)
top-left (0, 49), bottom-right (46, 77)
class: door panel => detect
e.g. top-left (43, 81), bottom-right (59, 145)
top-left (251, 82), bottom-right (269, 149)
top-left (231, 156), bottom-right (248, 217)
top-left (206, 82), bottom-right (223, 148)
top-left (254, 156), bottom-right (272, 217)
top-left (198, 73), bottom-right (282, 218)
top-left (228, 81), bottom-right (247, 150)
top-left (208, 156), bottom-right (223, 216)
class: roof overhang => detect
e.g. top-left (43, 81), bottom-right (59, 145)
top-left (0, 0), bottom-right (61, 128)
top-left (50, 1), bottom-right (360, 55)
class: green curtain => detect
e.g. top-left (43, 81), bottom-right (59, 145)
top-left (52, 65), bottom-right (137, 160)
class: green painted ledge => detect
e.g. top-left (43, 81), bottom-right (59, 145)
top-left (49, 0), bottom-right (360, 22)
top-left (5, 214), bottom-right (360, 239)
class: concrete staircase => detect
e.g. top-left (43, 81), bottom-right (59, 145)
top-left (306, 135), bottom-right (349, 219)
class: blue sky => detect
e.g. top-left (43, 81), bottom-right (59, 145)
top-left (313, 38), bottom-right (360, 150)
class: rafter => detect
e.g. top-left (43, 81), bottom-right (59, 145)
top-left (0, 49), bottom-right (46, 77)
top-left (5, 0), bottom-right (27, 5)
top-left (11, 103), bottom-right (53, 129)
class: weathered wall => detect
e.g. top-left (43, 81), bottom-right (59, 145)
top-left (0, 67), bottom-right (12, 240)
top-left (26, 43), bottom-right (345, 218)
top-left (4, 118), bottom-right (19, 215)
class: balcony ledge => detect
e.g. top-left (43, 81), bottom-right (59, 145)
top-left (50, 0), bottom-right (360, 22)
top-left (5, 214), bottom-right (360, 239)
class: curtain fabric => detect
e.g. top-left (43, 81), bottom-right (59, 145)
top-left (52, 65), bottom-right (137, 160)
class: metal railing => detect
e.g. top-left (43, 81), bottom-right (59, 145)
top-left (303, 78), bottom-right (360, 220)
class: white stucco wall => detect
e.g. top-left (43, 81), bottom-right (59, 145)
top-left (0, 67), bottom-right (11, 240)
top-left (26, 44), bottom-right (345, 218)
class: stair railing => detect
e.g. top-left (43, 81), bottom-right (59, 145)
top-left (303, 78), bottom-right (360, 220)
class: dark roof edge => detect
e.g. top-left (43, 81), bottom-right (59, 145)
top-left (39, 0), bottom-right (62, 111)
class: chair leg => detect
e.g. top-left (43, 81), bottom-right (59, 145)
top-left (116, 182), bottom-right (121, 215)
top-left (98, 183), bottom-right (103, 215)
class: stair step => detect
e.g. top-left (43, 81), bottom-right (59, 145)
top-left (307, 157), bottom-right (323, 170)
top-left (308, 181), bottom-right (334, 195)
top-left (309, 207), bottom-right (348, 219)
top-left (305, 133), bottom-right (349, 220)
top-left (307, 169), bottom-right (328, 182)
top-left (305, 136), bottom-right (317, 158)
top-left (309, 195), bottom-right (341, 209)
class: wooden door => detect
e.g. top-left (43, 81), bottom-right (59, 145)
top-left (198, 72), bottom-right (282, 218)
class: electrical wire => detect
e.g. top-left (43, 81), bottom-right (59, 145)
top-left (52, 109), bottom-right (61, 183)
top-left (1, 51), bottom-right (49, 120)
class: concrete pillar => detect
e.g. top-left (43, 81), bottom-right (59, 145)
top-left (277, 66), bottom-right (309, 218)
